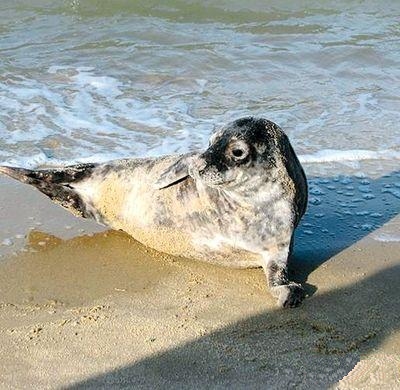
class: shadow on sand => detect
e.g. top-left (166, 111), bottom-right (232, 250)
top-left (68, 264), bottom-right (400, 389)
top-left (42, 171), bottom-right (400, 388)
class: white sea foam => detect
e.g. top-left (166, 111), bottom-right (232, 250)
top-left (372, 233), bottom-right (400, 243)
top-left (2, 149), bottom-right (131, 169)
top-left (1, 61), bottom-right (399, 175)
top-left (0, 66), bottom-right (214, 169)
top-left (298, 149), bottom-right (400, 164)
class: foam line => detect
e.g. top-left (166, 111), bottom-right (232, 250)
top-left (299, 149), bottom-right (400, 164)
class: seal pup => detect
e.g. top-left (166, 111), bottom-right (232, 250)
top-left (0, 117), bottom-right (308, 307)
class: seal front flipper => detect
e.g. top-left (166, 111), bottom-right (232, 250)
top-left (0, 163), bottom-right (97, 218)
top-left (261, 237), bottom-right (305, 308)
top-left (154, 152), bottom-right (197, 190)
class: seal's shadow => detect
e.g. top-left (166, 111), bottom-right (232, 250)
top-left (68, 264), bottom-right (400, 389)
top-left (67, 171), bottom-right (400, 389)
top-left (291, 170), bottom-right (400, 285)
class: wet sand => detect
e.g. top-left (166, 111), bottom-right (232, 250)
top-left (0, 175), bottom-right (399, 389)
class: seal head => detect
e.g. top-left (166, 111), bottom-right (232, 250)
top-left (159, 117), bottom-right (284, 186)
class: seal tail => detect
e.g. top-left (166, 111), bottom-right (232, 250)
top-left (0, 163), bottom-right (98, 218)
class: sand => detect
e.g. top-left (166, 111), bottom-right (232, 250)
top-left (0, 174), bottom-right (399, 389)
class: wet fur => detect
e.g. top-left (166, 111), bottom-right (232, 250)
top-left (0, 117), bottom-right (308, 308)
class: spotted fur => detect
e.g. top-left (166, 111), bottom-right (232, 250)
top-left (0, 117), bottom-right (308, 307)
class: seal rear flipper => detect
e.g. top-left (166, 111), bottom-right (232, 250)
top-left (0, 164), bottom-right (98, 218)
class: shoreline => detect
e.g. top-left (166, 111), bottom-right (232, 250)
top-left (0, 175), bottom-right (399, 388)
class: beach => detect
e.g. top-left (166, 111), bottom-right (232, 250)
top-left (1, 0), bottom-right (400, 388)
top-left (0, 173), bottom-right (399, 389)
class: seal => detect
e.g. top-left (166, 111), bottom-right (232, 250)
top-left (0, 117), bottom-right (308, 307)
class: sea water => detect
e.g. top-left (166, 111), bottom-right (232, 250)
top-left (0, 0), bottom-right (399, 248)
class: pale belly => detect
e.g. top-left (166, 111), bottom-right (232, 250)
top-left (117, 224), bottom-right (263, 269)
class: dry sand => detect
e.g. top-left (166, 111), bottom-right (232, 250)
top-left (0, 174), bottom-right (399, 389)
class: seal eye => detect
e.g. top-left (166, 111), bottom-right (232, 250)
top-left (226, 140), bottom-right (249, 162)
top-left (232, 149), bottom-right (244, 158)
top-left (229, 146), bottom-right (248, 161)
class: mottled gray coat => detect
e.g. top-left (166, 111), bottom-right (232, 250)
top-left (0, 117), bottom-right (308, 307)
